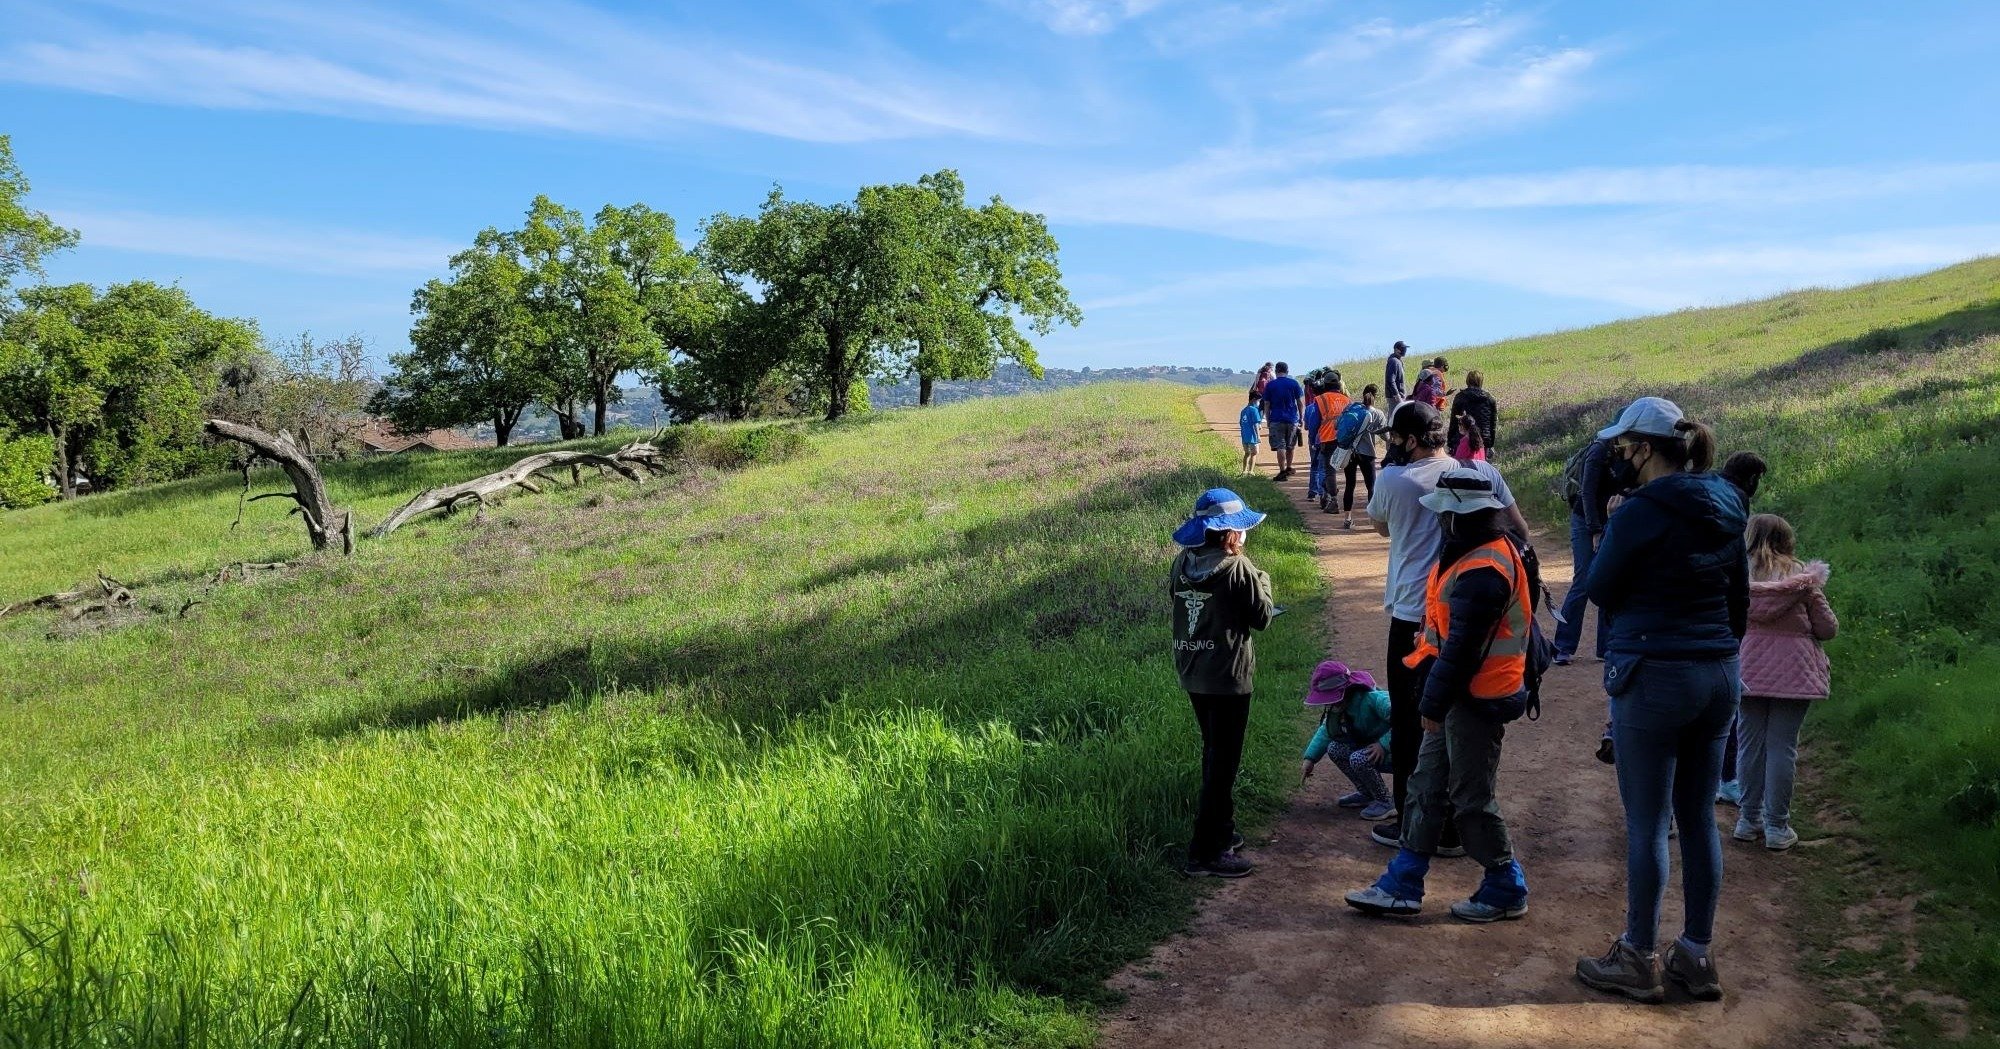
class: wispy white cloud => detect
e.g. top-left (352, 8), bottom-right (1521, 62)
top-left (0, 0), bottom-right (1017, 143)
top-left (997, 0), bottom-right (1172, 36)
top-left (49, 207), bottom-right (458, 275)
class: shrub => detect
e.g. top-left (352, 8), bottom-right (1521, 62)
top-left (0, 434), bottom-right (54, 509)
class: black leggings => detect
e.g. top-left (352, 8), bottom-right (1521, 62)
top-left (1187, 692), bottom-right (1252, 862)
top-left (1343, 455), bottom-right (1377, 511)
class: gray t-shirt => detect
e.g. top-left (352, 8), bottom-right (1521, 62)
top-left (1367, 456), bottom-right (1517, 621)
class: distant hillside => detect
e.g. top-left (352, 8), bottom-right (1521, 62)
top-left (869, 362), bottom-right (1257, 407)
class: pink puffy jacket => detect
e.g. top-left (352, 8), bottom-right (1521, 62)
top-left (1739, 561), bottom-right (1838, 700)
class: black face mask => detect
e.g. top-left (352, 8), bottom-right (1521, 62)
top-left (1384, 436), bottom-right (1412, 467)
top-left (1608, 445), bottom-right (1644, 493)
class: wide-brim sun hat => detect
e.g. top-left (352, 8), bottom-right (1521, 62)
top-left (1419, 467), bottom-right (1507, 515)
top-left (1305, 660), bottom-right (1379, 706)
top-left (1597, 396), bottom-right (1685, 441)
top-left (1172, 487), bottom-right (1267, 547)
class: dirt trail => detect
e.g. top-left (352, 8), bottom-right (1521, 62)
top-left (1099, 393), bottom-right (1817, 1049)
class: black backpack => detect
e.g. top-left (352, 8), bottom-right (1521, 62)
top-left (1556, 439), bottom-right (1601, 513)
top-left (1479, 535), bottom-right (1557, 722)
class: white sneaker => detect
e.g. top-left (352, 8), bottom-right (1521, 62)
top-left (1733, 818), bottom-right (1762, 842)
top-left (1764, 826), bottom-right (1799, 851)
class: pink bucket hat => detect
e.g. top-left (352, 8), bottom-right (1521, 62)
top-left (1304, 660), bottom-right (1378, 706)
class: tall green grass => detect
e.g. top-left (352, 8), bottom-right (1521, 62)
top-left (0, 384), bottom-right (1323, 1047)
top-left (1383, 256), bottom-right (2000, 1042)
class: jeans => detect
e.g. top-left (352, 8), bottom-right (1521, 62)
top-left (1328, 737), bottom-right (1392, 802)
top-left (1738, 695), bottom-right (1811, 831)
top-left (1188, 692), bottom-right (1252, 862)
top-left (1610, 655), bottom-right (1740, 951)
top-left (1308, 441), bottom-right (1328, 497)
top-left (1555, 512), bottom-right (1602, 659)
top-left (1387, 618), bottom-right (1460, 848)
top-left (1343, 455), bottom-right (1376, 511)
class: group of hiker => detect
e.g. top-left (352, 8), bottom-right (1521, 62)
top-left (1175, 342), bottom-right (1840, 1006)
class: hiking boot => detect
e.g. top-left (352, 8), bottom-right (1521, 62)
top-left (1764, 825), bottom-right (1799, 851)
top-left (1732, 817), bottom-right (1762, 842)
top-left (1361, 800), bottom-right (1397, 822)
top-left (1370, 822), bottom-right (1402, 849)
top-left (1345, 885), bottom-right (1421, 917)
top-left (1336, 791), bottom-right (1367, 809)
top-left (1184, 853), bottom-right (1255, 878)
top-left (1596, 736), bottom-right (1616, 765)
top-left (1664, 941), bottom-right (1724, 1002)
top-left (1576, 938), bottom-right (1665, 1004)
top-left (1451, 898), bottom-right (1527, 924)
top-left (1716, 780), bottom-right (1743, 806)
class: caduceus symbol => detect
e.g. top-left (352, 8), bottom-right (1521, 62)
top-left (1174, 589), bottom-right (1208, 635)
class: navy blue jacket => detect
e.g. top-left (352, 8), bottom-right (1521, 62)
top-left (1587, 471), bottom-right (1750, 658)
top-left (1576, 438), bottom-right (1615, 534)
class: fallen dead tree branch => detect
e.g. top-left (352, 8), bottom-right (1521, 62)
top-left (2, 572), bottom-right (136, 621)
top-left (206, 419), bottom-right (356, 555)
top-left (370, 447), bottom-right (647, 538)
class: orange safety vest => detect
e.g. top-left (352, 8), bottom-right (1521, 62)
top-left (1403, 537), bottom-right (1532, 699)
top-left (1314, 391), bottom-right (1350, 444)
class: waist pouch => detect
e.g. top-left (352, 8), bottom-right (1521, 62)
top-left (1470, 689), bottom-right (1529, 723)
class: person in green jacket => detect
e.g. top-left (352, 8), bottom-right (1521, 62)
top-left (1300, 661), bottom-right (1396, 822)
top-left (1171, 487), bottom-right (1278, 878)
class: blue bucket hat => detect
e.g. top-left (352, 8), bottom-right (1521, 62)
top-left (1172, 488), bottom-right (1267, 547)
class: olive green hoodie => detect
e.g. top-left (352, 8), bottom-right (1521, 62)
top-left (1170, 544), bottom-right (1277, 696)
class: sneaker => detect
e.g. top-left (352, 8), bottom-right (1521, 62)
top-left (1596, 736), bottom-right (1616, 765)
top-left (1370, 822), bottom-right (1402, 849)
top-left (1345, 885), bottom-right (1421, 916)
top-left (1451, 898), bottom-right (1527, 923)
top-left (1553, 653), bottom-right (1574, 666)
top-left (1732, 818), bottom-right (1762, 842)
top-left (1664, 941), bottom-right (1724, 1002)
top-left (1184, 853), bottom-right (1255, 878)
top-left (1336, 791), bottom-right (1367, 809)
top-left (1361, 800), bottom-right (1397, 822)
top-left (1576, 938), bottom-right (1665, 1004)
top-left (1716, 780), bottom-right (1743, 806)
top-left (1764, 825), bottom-right (1799, 851)
top-left (1343, 518), bottom-right (1355, 530)
top-left (1227, 831), bottom-right (1246, 853)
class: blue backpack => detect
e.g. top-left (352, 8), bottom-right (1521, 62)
top-left (1334, 402), bottom-right (1372, 449)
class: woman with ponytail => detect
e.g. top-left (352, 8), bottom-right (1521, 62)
top-left (1574, 397), bottom-right (1749, 1005)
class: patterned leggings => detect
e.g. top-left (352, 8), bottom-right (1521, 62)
top-left (1327, 737), bottom-right (1392, 802)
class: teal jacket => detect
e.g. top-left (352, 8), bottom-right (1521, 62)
top-left (1303, 688), bottom-right (1393, 762)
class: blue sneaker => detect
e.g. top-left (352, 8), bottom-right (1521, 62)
top-left (1336, 791), bottom-right (1367, 809)
top-left (1451, 898), bottom-right (1527, 923)
top-left (1360, 800), bottom-right (1397, 821)
top-left (1716, 780), bottom-right (1743, 806)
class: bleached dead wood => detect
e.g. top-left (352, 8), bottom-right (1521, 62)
top-left (205, 419), bottom-right (356, 555)
top-left (369, 447), bottom-right (647, 538)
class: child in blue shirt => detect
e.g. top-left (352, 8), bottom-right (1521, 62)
top-left (1300, 660), bottom-right (1396, 822)
top-left (1238, 393), bottom-right (1262, 474)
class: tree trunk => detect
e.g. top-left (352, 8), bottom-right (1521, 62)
top-left (593, 388), bottom-right (609, 435)
top-left (918, 375), bottom-right (935, 406)
top-left (493, 414), bottom-right (514, 447)
top-left (204, 420), bottom-right (355, 555)
top-left (371, 446), bottom-right (648, 537)
top-left (54, 427), bottom-right (77, 500)
top-left (823, 329), bottom-right (850, 422)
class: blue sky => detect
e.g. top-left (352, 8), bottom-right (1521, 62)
top-left (4, 0), bottom-right (1998, 371)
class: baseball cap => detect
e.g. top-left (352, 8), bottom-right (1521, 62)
top-left (1597, 397), bottom-right (1685, 441)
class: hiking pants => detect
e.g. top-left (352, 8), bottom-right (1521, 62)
top-left (1187, 692), bottom-right (1252, 862)
top-left (1399, 704), bottom-right (1514, 869)
top-left (1610, 655), bottom-right (1739, 951)
top-left (1738, 695), bottom-right (1811, 831)
top-left (1307, 441), bottom-right (1327, 497)
top-left (1387, 618), bottom-right (1460, 847)
top-left (1556, 512), bottom-right (1603, 659)
top-left (1342, 455), bottom-right (1376, 511)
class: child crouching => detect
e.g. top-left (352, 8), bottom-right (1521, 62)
top-left (1300, 660), bottom-right (1396, 822)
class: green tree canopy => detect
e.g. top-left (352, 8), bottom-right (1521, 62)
top-left (0, 136), bottom-right (78, 300)
top-left (0, 282), bottom-right (258, 496)
top-left (371, 233), bottom-right (538, 445)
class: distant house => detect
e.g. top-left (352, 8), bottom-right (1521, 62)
top-left (353, 420), bottom-right (490, 456)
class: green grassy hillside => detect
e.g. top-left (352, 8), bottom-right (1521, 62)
top-left (1409, 256), bottom-right (2000, 1044)
top-left (0, 385), bottom-right (1324, 1048)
